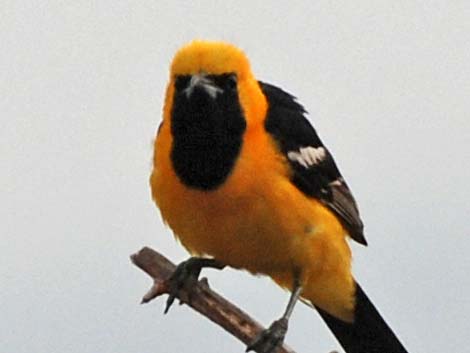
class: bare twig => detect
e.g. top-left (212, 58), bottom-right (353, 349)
top-left (130, 246), bottom-right (296, 353)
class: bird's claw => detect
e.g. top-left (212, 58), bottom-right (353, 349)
top-left (163, 258), bottom-right (202, 314)
top-left (246, 318), bottom-right (288, 353)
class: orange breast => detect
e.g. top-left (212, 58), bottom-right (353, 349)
top-left (150, 121), bottom-right (355, 320)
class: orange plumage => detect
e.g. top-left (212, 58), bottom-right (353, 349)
top-left (151, 40), bottom-right (355, 321)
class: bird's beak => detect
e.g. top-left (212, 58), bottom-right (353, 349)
top-left (184, 73), bottom-right (223, 99)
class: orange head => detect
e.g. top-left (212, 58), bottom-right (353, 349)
top-left (163, 40), bottom-right (267, 127)
top-left (170, 40), bottom-right (253, 80)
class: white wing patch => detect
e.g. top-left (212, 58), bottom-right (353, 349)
top-left (287, 146), bottom-right (326, 168)
top-left (329, 177), bottom-right (344, 187)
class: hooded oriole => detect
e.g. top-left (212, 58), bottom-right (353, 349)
top-left (150, 40), bottom-right (408, 353)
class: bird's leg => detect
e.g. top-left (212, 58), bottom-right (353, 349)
top-left (246, 275), bottom-right (302, 353)
top-left (164, 257), bottom-right (225, 314)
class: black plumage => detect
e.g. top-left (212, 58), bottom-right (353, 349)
top-left (260, 81), bottom-right (367, 245)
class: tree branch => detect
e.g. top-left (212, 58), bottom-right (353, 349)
top-left (130, 246), bottom-right (296, 353)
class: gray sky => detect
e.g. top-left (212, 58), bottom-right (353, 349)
top-left (1, 2), bottom-right (469, 353)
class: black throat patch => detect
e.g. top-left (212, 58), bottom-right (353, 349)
top-left (170, 75), bottom-right (246, 190)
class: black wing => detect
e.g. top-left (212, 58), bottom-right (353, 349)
top-left (260, 81), bottom-right (367, 245)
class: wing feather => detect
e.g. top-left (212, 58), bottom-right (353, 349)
top-left (260, 81), bottom-right (367, 245)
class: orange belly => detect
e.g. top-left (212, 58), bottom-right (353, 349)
top-left (151, 122), bottom-right (356, 321)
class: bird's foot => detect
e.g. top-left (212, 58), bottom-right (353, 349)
top-left (246, 318), bottom-right (288, 353)
top-left (163, 258), bottom-right (203, 314)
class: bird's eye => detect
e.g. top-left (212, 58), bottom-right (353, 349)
top-left (174, 76), bottom-right (190, 91)
top-left (225, 74), bottom-right (237, 90)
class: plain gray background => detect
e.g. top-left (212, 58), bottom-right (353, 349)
top-left (2, 2), bottom-right (469, 353)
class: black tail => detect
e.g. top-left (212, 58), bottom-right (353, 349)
top-left (315, 281), bottom-right (408, 353)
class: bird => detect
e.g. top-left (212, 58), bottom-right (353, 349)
top-left (150, 40), bottom-right (408, 353)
